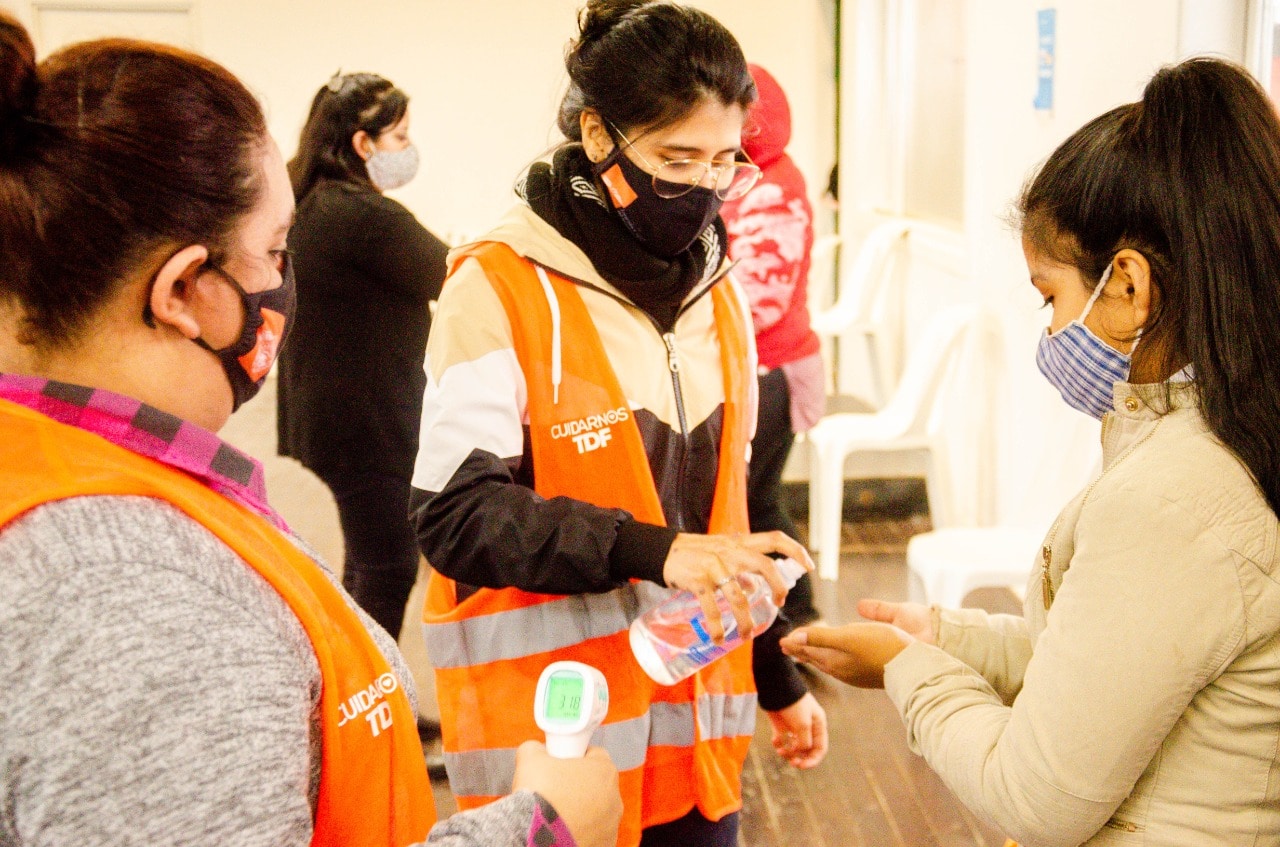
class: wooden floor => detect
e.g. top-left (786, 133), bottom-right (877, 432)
top-left (436, 514), bottom-right (1020, 847)
top-left (736, 518), bottom-right (1018, 847)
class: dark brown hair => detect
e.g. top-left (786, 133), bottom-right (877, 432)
top-left (0, 12), bottom-right (267, 349)
top-left (557, 0), bottom-right (755, 140)
top-left (1018, 57), bottom-right (1280, 517)
top-left (287, 72), bottom-right (409, 204)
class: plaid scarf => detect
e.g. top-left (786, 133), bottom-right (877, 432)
top-left (0, 373), bottom-right (286, 530)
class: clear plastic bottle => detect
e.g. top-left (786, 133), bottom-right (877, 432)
top-left (629, 558), bottom-right (809, 685)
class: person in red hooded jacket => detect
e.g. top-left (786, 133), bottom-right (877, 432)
top-left (721, 64), bottom-right (825, 625)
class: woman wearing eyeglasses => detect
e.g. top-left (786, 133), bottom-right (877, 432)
top-left (410, 2), bottom-right (826, 846)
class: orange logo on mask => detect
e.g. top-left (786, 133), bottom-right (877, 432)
top-left (238, 307), bottom-right (285, 381)
top-left (600, 163), bottom-right (638, 209)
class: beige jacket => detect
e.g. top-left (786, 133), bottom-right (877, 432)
top-left (885, 382), bottom-right (1280, 847)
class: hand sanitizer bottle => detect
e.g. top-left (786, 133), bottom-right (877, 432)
top-left (629, 558), bottom-right (809, 685)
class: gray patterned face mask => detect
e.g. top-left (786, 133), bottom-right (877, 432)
top-left (365, 143), bottom-right (419, 191)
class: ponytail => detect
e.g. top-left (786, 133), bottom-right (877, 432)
top-left (1019, 57), bottom-right (1280, 517)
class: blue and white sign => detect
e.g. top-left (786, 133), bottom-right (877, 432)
top-left (1035, 8), bottom-right (1056, 112)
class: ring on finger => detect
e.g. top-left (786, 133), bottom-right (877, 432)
top-left (714, 576), bottom-right (734, 589)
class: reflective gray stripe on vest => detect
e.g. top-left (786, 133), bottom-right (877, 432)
top-left (698, 692), bottom-right (758, 741)
top-left (425, 582), bottom-right (675, 668)
top-left (442, 747), bottom-right (517, 799)
top-left (649, 700), bottom-right (695, 747)
top-left (444, 692), bottom-right (758, 797)
top-left (445, 712), bottom-right (652, 797)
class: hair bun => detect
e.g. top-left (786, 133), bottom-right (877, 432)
top-left (0, 12), bottom-right (38, 160)
top-left (575, 0), bottom-right (652, 50)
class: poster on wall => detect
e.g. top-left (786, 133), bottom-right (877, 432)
top-left (1035, 7), bottom-right (1055, 112)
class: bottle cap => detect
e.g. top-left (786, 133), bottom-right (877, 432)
top-left (777, 557), bottom-right (808, 589)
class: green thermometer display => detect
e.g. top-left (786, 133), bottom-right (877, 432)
top-left (544, 673), bottom-right (585, 721)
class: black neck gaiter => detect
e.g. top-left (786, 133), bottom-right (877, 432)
top-left (520, 145), bottom-right (727, 332)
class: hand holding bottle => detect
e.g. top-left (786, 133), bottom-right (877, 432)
top-left (634, 555), bottom-right (811, 685)
top-left (661, 530), bottom-right (815, 644)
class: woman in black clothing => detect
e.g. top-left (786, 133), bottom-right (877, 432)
top-left (278, 73), bottom-right (448, 640)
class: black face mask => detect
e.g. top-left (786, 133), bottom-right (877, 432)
top-left (593, 144), bottom-right (724, 258)
top-left (193, 254), bottom-right (296, 412)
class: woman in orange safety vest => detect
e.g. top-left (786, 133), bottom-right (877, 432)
top-left (411, 3), bottom-right (828, 846)
top-left (0, 13), bottom-right (620, 847)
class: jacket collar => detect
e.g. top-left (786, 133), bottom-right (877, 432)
top-left (1101, 380), bottom-right (1198, 468)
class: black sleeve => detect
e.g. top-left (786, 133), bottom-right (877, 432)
top-left (607, 519), bottom-right (675, 584)
top-left (412, 448), bottom-right (675, 595)
top-left (357, 195), bottom-right (449, 302)
top-left (752, 614), bottom-right (809, 712)
top-left (413, 439), bottom-right (801, 702)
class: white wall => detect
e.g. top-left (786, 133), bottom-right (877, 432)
top-left (966, 0), bottom-right (1179, 527)
top-left (3, 0), bottom-right (836, 243)
top-left (7, 0), bottom-right (1256, 530)
top-left (969, 0), bottom-right (1259, 527)
top-left (838, 0), bottom-right (1252, 529)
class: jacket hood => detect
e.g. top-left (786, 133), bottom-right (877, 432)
top-left (447, 200), bottom-right (735, 410)
top-left (742, 64), bottom-right (791, 168)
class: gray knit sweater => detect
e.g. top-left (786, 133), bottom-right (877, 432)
top-left (0, 494), bottom-right (562, 846)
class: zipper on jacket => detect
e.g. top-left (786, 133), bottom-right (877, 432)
top-left (1040, 542), bottom-right (1054, 609)
top-left (532, 259), bottom-right (736, 535)
top-left (663, 331), bottom-right (691, 532)
top-left (655, 270), bottom-right (741, 534)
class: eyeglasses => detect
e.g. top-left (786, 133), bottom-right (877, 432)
top-left (610, 122), bottom-right (762, 201)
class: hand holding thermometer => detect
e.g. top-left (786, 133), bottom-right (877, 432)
top-left (533, 661), bottom-right (609, 758)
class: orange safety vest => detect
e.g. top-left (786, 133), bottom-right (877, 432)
top-left (423, 242), bottom-right (754, 847)
top-left (0, 398), bottom-right (435, 847)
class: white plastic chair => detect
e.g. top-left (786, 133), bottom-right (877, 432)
top-left (810, 219), bottom-right (913, 406)
top-left (905, 526), bottom-right (1045, 608)
top-left (807, 305), bottom-right (981, 580)
top-left (806, 232), bottom-right (843, 315)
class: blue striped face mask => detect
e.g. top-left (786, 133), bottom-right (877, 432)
top-left (1036, 263), bottom-right (1136, 419)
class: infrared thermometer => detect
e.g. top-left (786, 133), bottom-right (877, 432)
top-left (533, 661), bottom-right (609, 758)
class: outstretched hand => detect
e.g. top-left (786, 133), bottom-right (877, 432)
top-left (780, 622), bottom-right (915, 688)
top-left (855, 598), bottom-right (936, 645)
